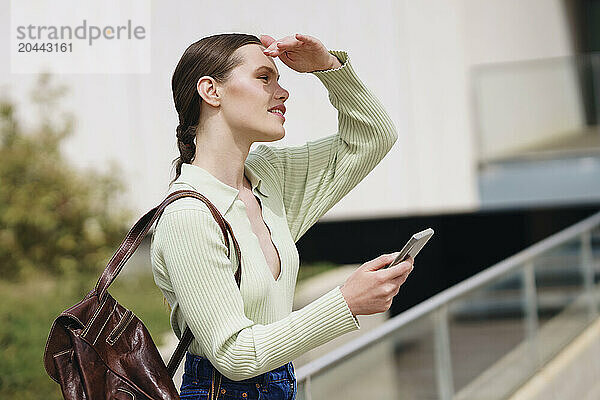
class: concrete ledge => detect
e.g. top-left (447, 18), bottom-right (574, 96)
top-left (454, 288), bottom-right (600, 400)
top-left (508, 315), bottom-right (600, 400)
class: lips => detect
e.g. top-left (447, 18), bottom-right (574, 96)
top-left (268, 109), bottom-right (285, 121)
top-left (268, 104), bottom-right (286, 114)
top-left (267, 104), bottom-right (286, 121)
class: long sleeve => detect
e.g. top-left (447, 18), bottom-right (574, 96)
top-left (250, 49), bottom-right (398, 242)
top-left (155, 208), bottom-right (359, 381)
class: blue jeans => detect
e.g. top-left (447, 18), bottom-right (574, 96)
top-left (180, 352), bottom-right (297, 400)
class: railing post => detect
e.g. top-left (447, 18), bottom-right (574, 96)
top-left (592, 54), bottom-right (600, 127)
top-left (580, 231), bottom-right (598, 321)
top-left (433, 305), bottom-right (454, 400)
top-left (302, 376), bottom-right (311, 400)
top-left (522, 261), bottom-right (540, 368)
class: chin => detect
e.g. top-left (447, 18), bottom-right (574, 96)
top-left (266, 128), bottom-right (285, 142)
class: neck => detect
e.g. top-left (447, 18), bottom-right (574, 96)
top-left (191, 124), bottom-right (251, 193)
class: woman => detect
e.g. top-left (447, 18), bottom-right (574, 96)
top-left (150, 32), bottom-right (414, 400)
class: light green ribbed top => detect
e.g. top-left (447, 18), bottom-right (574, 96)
top-left (150, 49), bottom-right (398, 381)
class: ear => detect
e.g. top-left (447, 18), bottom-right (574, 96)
top-left (197, 76), bottom-right (221, 107)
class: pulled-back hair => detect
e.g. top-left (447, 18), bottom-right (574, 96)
top-left (170, 33), bottom-right (262, 186)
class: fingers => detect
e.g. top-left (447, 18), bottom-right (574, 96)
top-left (261, 34), bottom-right (280, 56)
top-left (381, 267), bottom-right (413, 303)
top-left (259, 34), bottom-right (276, 48)
top-left (392, 266), bottom-right (414, 286)
top-left (363, 252), bottom-right (399, 271)
top-left (388, 266), bottom-right (414, 299)
top-left (295, 33), bottom-right (321, 45)
top-left (383, 259), bottom-right (413, 279)
top-left (263, 33), bottom-right (307, 57)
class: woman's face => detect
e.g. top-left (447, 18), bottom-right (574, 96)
top-left (218, 44), bottom-right (290, 144)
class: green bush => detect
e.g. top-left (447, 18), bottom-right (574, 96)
top-left (0, 73), bottom-right (143, 398)
top-left (0, 73), bottom-right (134, 281)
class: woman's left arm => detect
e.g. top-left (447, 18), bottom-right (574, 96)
top-left (249, 49), bottom-right (398, 242)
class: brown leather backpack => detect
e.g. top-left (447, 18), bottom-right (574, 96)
top-left (43, 190), bottom-right (242, 399)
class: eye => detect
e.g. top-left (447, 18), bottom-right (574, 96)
top-left (259, 76), bottom-right (269, 82)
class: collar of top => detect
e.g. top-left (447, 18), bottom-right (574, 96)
top-left (174, 162), bottom-right (269, 215)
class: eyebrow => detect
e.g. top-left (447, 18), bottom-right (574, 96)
top-left (255, 65), bottom-right (280, 81)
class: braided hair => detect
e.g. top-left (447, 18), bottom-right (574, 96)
top-left (175, 123), bottom-right (198, 164)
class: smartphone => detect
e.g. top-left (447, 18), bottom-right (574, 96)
top-left (384, 228), bottom-right (434, 268)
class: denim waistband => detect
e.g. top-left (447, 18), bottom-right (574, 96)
top-left (184, 352), bottom-right (296, 385)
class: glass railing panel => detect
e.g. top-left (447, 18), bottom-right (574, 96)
top-left (391, 314), bottom-right (439, 399)
top-left (533, 238), bottom-right (593, 366)
top-left (473, 54), bottom-right (600, 164)
top-left (296, 379), bottom-right (307, 400)
top-left (301, 314), bottom-right (438, 400)
top-left (592, 225), bottom-right (600, 332)
top-left (448, 268), bottom-right (530, 399)
top-left (591, 225), bottom-right (600, 289)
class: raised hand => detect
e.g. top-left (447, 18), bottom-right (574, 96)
top-left (260, 33), bottom-right (342, 73)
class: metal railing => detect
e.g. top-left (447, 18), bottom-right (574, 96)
top-left (295, 210), bottom-right (600, 399)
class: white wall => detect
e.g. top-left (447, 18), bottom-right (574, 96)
top-left (463, 0), bottom-right (574, 65)
top-left (464, 0), bottom-right (584, 161)
top-left (475, 61), bottom-right (585, 160)
top-left (0, 0), bottom-right (579, 223)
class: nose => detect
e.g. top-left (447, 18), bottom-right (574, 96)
top-left (276, 84), bottom-right (289, 102)
top-left (275, 82), bottom-right (290, 101)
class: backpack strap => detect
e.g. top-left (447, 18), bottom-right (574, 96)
top-left (92, 189), bottom-right (242, 377)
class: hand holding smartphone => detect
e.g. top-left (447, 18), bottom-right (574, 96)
top-left (384, 228), bottom-right (434, 269)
